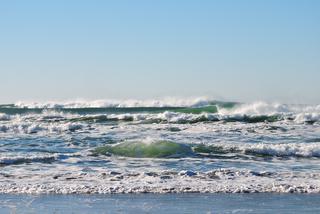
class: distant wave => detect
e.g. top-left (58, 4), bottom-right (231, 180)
top-left (12, 97), bottom-right (214, 108)
top-left (0, 111), bottom-right (319, 135)
top-left (0, 102), bottom-right (320, 131)
top-left (2, 99), bottom-right (319, 118)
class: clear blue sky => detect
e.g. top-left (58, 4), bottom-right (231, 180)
top-left (1, 0), bottom-right (319, 104)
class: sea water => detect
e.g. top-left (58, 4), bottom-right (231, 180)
top-left (0, 99), bottom-right (320, 194)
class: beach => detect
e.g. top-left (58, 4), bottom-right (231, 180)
top-left (2, 0), bottom-right (320, 212)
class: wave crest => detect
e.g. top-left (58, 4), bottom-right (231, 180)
top-left (194, 142), bottom-right (320, 158)
top-left (94, 140), bottom-right (320, 159)
top-left (0, 153), bottom-right (58, 165)
top-left (14, 97), bottom-right (213, 108)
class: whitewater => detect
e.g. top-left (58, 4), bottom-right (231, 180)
top-left (1, 98), bottom-right (320, 194)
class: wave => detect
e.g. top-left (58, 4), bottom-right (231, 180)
top-left (71, 110), bottom-right (319, 124)
top-left (0, 121), bottom-right (84, 134)
top-left (13, 97), bottom-right (216, 108)
top-left (8, 99), bottom-right (319, 116)
top-left (193, 142), bottom-right (320, 158)
top-left (0, 113), bottom-right (10, 121)
top-left (0, 111), bottom-right (319, 135)
top-left (93, 140), bottom-right (193, 158)
top-left (0, 112), bottom-right (288, 135)
top-left (0, 153), bottom-right (59, 166)
top-left (93, 140), bottom-right (320, 158)
top-left (1, 101), bottom-right (320, 131)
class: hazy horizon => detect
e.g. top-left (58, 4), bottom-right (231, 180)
top-left (1, 0), bottom-right (319, 104)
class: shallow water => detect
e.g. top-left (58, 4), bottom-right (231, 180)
top-left (0, 100), bottom-right (320, 193)
top-left (1, 193), bottom-right (320, 214)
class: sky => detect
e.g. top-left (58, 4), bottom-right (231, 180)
top-left (1, 0), bottom-right (319, 104)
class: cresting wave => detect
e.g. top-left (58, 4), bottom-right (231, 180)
top-left (0, 100), bottom-right (320, 125)
top-left (7, 99), bottom-right (320, 114)
top-left (94, 140), bottom-right (320, 158)
top-left (0, 111), bottom-right (317, 126)
top-left (12, 97), bottom-right (215, 108)
top-left (0, 153), bottom-right (59, 166)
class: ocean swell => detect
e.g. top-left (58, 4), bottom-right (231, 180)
top-left (94, 140), bottom-right (320, 158)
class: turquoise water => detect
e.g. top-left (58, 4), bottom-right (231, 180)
top-left (0, 100), bottom-right (320, 193)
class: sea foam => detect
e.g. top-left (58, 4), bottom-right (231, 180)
top-left (14, 97), bottom-right (212, 108)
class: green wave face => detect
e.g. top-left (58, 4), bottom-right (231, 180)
top-left (173, 105), bottom-right (218, 114)
top-left (212, 101), bottom-right (238, 109)
top-left (94, 142), bottom-right (319, 159)
top-left (93, 141), bottom-right (194, 158)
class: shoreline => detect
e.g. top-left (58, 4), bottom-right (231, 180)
top-left (1, 193), bottom-right (320, 213)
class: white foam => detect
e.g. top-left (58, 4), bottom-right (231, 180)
top-left (0, 113), bottom-right (10, 121)
top-left (3, 100), bottom-right (320, 125)
top-left (219, 102), bottom-right (290, 115)
top-left (0, 168), bottom-right (319, 194)
top-left (0, 153), bottom-right (58, 165)
top-left (14, 97), bottom-right (211, 108)
top-left (0, 121), bottom-right (85, 134)
top-left (219, 101), bottom-right (319, 115)
top-left (294, 113), bottom-right (320, 123)
top-left (0, 110), bottom-right (318, 136)
top-left (234, 142), bottom-right (320, 157)
top-left (217, 102), bottom-right (320, 123)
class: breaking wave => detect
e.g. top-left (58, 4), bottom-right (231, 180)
top-left (94, 140), bottom-right (320, 158)
top-left (0, 99), bottom-right (320, 123)
top-left (0, 100), bottom-right (318, 124)
top-left (0, 153), bottom-right (59, 166)
top-left (93, 140), bottom-right (193, 158)
top-left (13, 97), bottom-right (215, 108)
top-left (193, 142), bottom-right (320, 158)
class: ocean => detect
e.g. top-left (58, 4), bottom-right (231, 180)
top-left (0, 98), bottom-right (320, 194)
